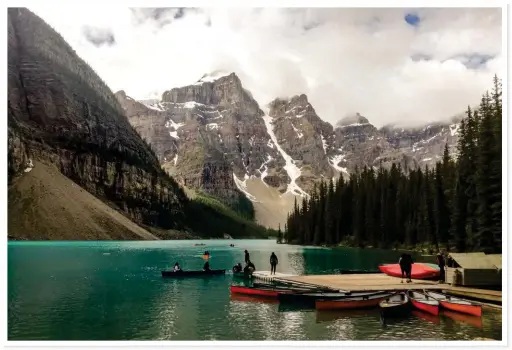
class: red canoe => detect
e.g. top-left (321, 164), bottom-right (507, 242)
top-left (378, 263), bottom-right (440, 279)
top-left (425, 291), bottom-right (482, 317)
top-left (408, 291), bottom-right (439, 316)
top-left (229, 285), bottom-right (299, 298)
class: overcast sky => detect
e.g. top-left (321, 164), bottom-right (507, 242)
top-left (29, 7), bottom-right (502, 127)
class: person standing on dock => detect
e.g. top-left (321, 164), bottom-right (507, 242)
top-left (399, 253), bottom-right (413, 283)
top-left (436, 252), bottom-right (446, 283)
top-left (244, 250), bottom-right (250, 264)
top-left (270, 252), bottom-right (278, 275)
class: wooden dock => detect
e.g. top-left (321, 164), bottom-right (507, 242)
top-left (252, 271), bottom-right (296, 282)
top-left (259, 273), bottom-right (502, 303)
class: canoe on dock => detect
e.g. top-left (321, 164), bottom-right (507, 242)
top-left (408, 290), bottom-right (439, 315)
top-left (315, 291), bottom-right (392, 310)
top-left (379, 292), bottom-right (411, 318)
top-left (425, 290), bottom-right (482, 317)
top-left (161, 269), bottom-right (225, 278)
top-left (379, 263), bottom-right (440, 279)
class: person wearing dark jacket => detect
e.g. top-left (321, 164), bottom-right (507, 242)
top-left (244, 250), bottom-right (250, 264)
top-left (436, 252), bottom-right (446, 283)
top-left (398, 254), bottom-right (407, 283)
top-left (399, 253), bottom-right (413, 283)
top-left (270, 252), bottom-right (278, 275)
top-left (232, 263), bottom-right (242, 273)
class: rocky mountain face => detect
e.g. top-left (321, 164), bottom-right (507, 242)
top-left (119, 73), bottom-right (461, 228)
top-left (8, 8), bottom-right (188, 236)
top-left (116, 72), bottom-right (290, 215)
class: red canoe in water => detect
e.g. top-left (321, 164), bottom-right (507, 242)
top-left (408, 290), bottom-right (440, 316)
top-left (425, 291), bottom-right (482, 317)
top-left (378, 263), bottom-right (440, 279)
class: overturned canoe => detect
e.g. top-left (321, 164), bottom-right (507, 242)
top-left (161, 269), bottom-right (225, 277)
top-left (378, 263), bottom-right (440, 279)
top-left (408, 290), bottom-right (439, 316)
top-left (425, 290), bottom-right (482, 317)
top-left (315, 292), bottom-right (392, 310)
top-left (379, 292), bottom-right (411, 318)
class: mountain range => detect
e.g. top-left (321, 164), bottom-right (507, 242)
top-left (7, 8), bottom-right (463, 239)
top-left (116, 71), bottom-right (462, 229)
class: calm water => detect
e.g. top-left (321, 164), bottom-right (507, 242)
top-left (8, 240), bottom-right (502, 341)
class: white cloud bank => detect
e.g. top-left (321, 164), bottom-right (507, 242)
top-left (28, 6), bottom-right (502, 127)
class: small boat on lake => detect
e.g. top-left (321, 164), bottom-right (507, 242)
top-left (161, 269), bottom-right (226, 277)
top-left (424, 290), bottom-right (482, 317)
top-left (408, 290), bottom-right (439, 315)
top-left (378, 263), bottom-right (440, 279)
top-left (315, 291), bottom-right (392, 310)
top-left (379, 292), bottom-right (411, 318)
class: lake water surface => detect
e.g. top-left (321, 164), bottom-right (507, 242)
top-left (8, 240), bottom-right (502, 340)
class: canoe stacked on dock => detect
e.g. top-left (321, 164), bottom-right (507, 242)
top-left (378, 263), bottom-right (440, 279)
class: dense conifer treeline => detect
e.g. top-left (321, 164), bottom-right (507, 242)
top-left (284, 76), bottom-right (502, 253)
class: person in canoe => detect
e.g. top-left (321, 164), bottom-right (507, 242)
top-left (436, 252), bottom-right (446, 283)
top-left (173, 262), bottom-right (182, 272)
top-left (203, 260), bottom-right (211, 272)
top-left (243, 260), bottom-right (256, 275)
top-left (232, 263), bottom-right (242, 273)
top-left (270, 252), bottom-right (278, 275)
top-left (244, 250), bottom-right (250, 264)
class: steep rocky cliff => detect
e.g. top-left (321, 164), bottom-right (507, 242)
top-left (8, 8), bottom-right (189, 238)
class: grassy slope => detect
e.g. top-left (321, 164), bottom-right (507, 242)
top-left (8, 161), bottom-right (159, 240)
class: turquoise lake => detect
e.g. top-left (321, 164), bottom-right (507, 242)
top-left (8, 240), bottom-right (502, 341)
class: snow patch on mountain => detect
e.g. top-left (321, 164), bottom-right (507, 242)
top-left (258, 154), bottom-right (273, 186)
top-left (233, 173), bottom-right (258, 202)
top-left (292, 124), bottom-right (303, 139)
top-left (321, 134), bottom-right (327, 154)
top-left (337, 122), bottom-right (370, 129)
top-left (144, 102), bottom-right (165, 111)
top-left (195, 71), bottom-right (231, 85)
top-left (173, 154), bottom-right (178, 166)
top-left (165, 119), bottom-right (185, 139)
top-left (329, 155), bottom-right (349, 174)
top-left (206, 123), bottom-right (219, 131)
top-left (262, 114), bottom-right (308, 197)
top-left (450, 123), bottom-right (460, 136)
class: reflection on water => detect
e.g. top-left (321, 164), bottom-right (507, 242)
top-left (8, 240), bottom-right (502, 340)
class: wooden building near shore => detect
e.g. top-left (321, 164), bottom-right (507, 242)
top-left (446, 252), bottom-right (502, 287)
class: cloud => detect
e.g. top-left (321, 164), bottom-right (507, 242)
top-left (28, 6), bottom-right (502, 127)
top-left (82, 26), bottom-right (116, 47)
